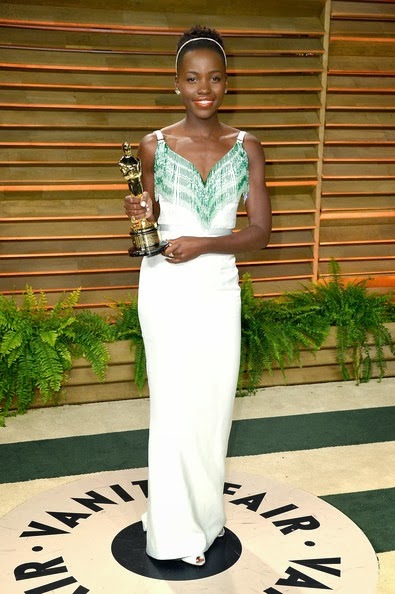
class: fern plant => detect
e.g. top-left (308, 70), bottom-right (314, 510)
top-left (0, 287), bottom-right (111, 423)
top-left (285, 260), bottom-right (395, 383)
top-left (108, 297), bottom-right (147, 394)
top-left (238, 274), bottom-right (329, 395)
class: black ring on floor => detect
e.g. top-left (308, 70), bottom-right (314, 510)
top-left (112, 522), bottom-right (242, 581)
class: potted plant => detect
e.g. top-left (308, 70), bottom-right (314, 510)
top-left (284, 260), bottom-right (395, 384)
top-left (108, 297), bottom-right (146, 395)
top-left (0, 286), bottom-right (111, 425)
top-left (238, 273), bottom-right (329, 394)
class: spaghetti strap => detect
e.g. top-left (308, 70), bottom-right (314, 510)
top-left (154, 129), bottom-right (164, 142)
top-left (237, 130), bottom-right (246, 143)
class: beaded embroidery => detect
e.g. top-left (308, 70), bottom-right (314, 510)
top-left (154, 131), bottom-right (249, 229)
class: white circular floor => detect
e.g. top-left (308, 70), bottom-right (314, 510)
top-left (0, 469), bottom-right (378, 593)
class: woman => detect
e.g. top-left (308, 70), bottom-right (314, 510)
top-left (124, 25), bottom-right (271, 566)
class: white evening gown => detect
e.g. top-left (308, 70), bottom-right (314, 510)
top-left (138, 129), bottom-right (249, 560)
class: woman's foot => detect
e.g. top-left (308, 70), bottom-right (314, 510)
top-left (181, 528), bottom-right (224, 565)
top-left (182, 554), bottom-right (206, 566)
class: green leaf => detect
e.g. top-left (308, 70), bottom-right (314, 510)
top-left (40, 330), bottom-right (58, 347)
top-left (0, 331), bottom-right (23, 355)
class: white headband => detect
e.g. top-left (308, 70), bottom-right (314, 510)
top-left (175, 37), bottom-right (227, 70)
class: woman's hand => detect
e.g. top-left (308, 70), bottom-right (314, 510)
top-left (124, 191), bottom-right (153, 220)
top-left (163, 236), bottom-right (207, 264)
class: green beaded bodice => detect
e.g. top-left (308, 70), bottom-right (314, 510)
top-left (153, 130), bottom-right (249, 230)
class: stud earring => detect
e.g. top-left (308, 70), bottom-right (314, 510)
top-left (225, 88), bottom-right (228, 94)
top-left (175, 88), bottom-right (181, 95)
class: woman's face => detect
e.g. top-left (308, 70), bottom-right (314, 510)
top-left (176, 48), bottom-right (227, 119)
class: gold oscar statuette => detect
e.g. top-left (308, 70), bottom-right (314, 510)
top-left (118, 142), bottom-right (167, 257)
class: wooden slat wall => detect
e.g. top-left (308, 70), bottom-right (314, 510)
top-left (0, 0), bottom-right (393, 311)
top-left (322, 0), bottom-right (395, 289)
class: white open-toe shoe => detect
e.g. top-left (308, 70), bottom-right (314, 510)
top-left (181, 528), bottom-right (224, 565)
top-left (181, 554), bottom-right (206, 566)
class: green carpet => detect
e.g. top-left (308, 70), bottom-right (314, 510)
top-left (227, 406), bottom-right (395, 456)
top-left (2, 407), bottom-right (394, 483)
top-left (322, 488), bottom-right (395, 554)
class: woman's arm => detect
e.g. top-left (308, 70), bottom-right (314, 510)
top-left (165, 134), bottom-right (271, 263)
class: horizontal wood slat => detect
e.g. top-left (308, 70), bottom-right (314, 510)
top-left (331, 1), bottom-right (395, 20)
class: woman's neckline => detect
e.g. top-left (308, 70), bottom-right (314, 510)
top-left (159, 133), bottom-right (241, 185)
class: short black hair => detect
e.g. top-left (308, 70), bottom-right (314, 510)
top-left (176, 25), bottom-right (226, 71)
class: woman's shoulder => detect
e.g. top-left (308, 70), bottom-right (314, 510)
top-left (137, 132), bottom-right (161, 162)
top-left (139, 131), bottom-right (160, 148)
top-left (242, 131), bottom-right (265, 158)
top-left (242, 130), bottom-right (261, 147)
